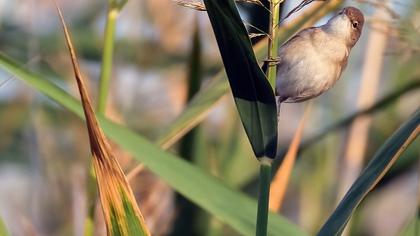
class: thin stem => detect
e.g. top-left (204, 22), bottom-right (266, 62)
top-left (266, 0), bottom-right (282, 89)
top-left (256, 157), bottom-right (273, 236)
top-left (97, 8), bottom-right (119, 114)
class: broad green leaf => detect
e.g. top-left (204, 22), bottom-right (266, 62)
top-left (317, 109), bottom-right (420, 236)
top-left (0, 53), bottom-right (306, 236)
top-left (0, 217), bottom-right (10, 236)
top-left (203, 0), bottom-right (277, 158)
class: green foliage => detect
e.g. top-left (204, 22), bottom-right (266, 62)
top-left (156, 1), bottom-right (343, 157)
top-left (156, 74), bottom-right (228, 149)
top-left (318, 109), bottom-right (420, 236)
top-left (1, 1), bottom-right (418, 235)
top-left (0, 53), bottom-right (306, 236)
top-left (123, 198), bottom-right (147, 236)
top-left (106, 190), bottom-right (149, 236)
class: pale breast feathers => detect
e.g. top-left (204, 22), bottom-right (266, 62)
top-left (275, 28), bottom-right (349, 103)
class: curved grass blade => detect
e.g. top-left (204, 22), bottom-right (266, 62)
top-left (317, 109), bottom-right (420, 236)
top-left (155, 73), bottom-right (228, 149)
top-left (53, 3), bottom-right (150, 235)
top-left (203, 0), bottom-right (277, 159)
top-left (0, 53), bottom-right (306, 236)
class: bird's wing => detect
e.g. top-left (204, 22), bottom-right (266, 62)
top-left (268, 27), bottom-right (319, 75)
top-left (282, 92), bottom-right (320, 103)
top-left (279, 27), bottom-right (318, 50)
top-left (276, 27), bottom-right (322, 100)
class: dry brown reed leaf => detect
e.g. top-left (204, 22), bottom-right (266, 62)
top-left (126, 163), bottom-right (145, 181)
top-left (174, 0), bottom-right (206, 11)
top-left (236, 0), bottom-right (264, 7)
top-left (174, 0), bottom-right (265, 11)
top-left (269, 104), bottom-right (311, 212)
top-left (282, 0), bottom-right (325, 22)
top-left (52, 1), bottom-right (150, 235)
top-left (249, 33), bottom-right (267, 39)
top-left (244, 21), bottom-right (270, 38)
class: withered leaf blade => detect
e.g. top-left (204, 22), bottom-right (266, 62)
top-left (174, 0), bottom-right (265, 11)
top-left (53, 2), bottom-right (150, 235)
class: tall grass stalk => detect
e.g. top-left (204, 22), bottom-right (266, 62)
top-left (256, 0), bottom-right (282, 235)
top-left (256, 158), bottom-right (273, 236)
top-left (266, 0), bottom-right (282, 88)
top-left (98, 7), bottom-right (118, 113)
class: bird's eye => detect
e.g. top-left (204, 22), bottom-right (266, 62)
top-left (352, 21), bottom-right (358, 28)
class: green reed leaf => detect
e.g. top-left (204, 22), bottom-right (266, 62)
top-left (318, 109), bottom-right (420, 236)
top-left (203, 0), bottom-right (277, 159)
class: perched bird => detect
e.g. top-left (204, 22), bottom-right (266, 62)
top-left (275, 6), bottom-right (364, 106)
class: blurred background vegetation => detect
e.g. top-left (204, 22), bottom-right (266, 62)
top-left (0, 0), bottom-right (419, 235)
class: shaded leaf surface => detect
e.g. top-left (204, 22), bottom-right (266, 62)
top-left (203, 0), bottom-right (277, 158)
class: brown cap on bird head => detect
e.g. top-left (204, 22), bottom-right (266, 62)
top-left (343, 6), bottom-right (365, 47)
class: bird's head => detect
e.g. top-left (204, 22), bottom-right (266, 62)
top-left (324, 7), bottom-right (365, 47)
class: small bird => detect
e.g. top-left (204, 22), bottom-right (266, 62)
top-left (275, 7), bottom-right (364, 106)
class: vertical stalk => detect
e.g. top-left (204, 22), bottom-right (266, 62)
top-left (256, 1), bottom-right (282, 235)
top-left (256, 157), bottom-right (273, 236)
top-left (266, 0), bottom-right (282, 89)
top-left (98, 7), bottom-right (119, 114)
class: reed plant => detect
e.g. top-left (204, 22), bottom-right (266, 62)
top-left (0, 0), bottom-right (418, 236)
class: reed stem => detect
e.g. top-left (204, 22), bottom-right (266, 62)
top-left (266, 0), bottom-right (282, 89)
top-left (98, 8), bottom-right (119, 114)
top-left (256, 158), bottom-right (273, 236)
top-left (255, 1), bottom-right (282, 235)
